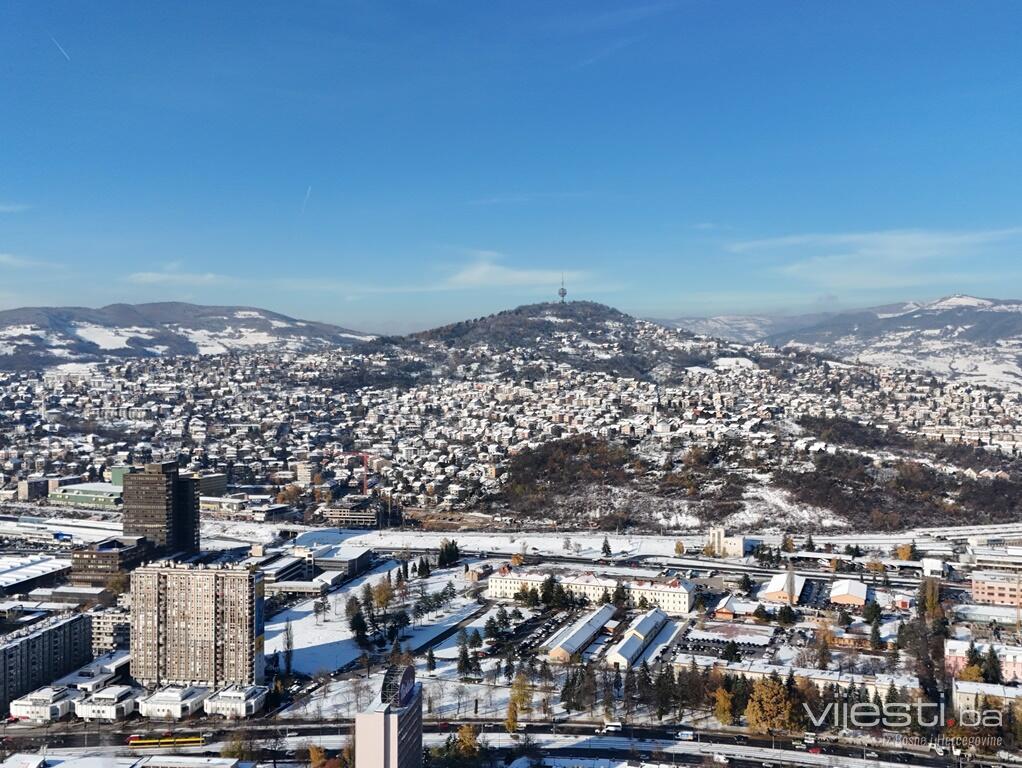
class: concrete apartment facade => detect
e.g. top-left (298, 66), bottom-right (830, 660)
top-left (122, 462), bottom-right (199, 553)
top-left (130, 563), bottom-right (265, 688)
top-left (0, 613), bottom-right (93, 714)
top-left (355, 665), bottom-right (422, 768)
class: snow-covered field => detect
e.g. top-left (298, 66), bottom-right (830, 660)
top-left (73, 323), bottom-right (153, 349)
top-left (266, 560), bottom-right (482, 677)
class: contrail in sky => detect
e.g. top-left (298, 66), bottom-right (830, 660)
top-left (50, 35), bottom-right (71, 62)
top-left (301, 185), bottom-right (312, 215)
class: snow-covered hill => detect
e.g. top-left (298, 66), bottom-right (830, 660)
top-left (667, 295), bottom-right (1022, 391)
top-left (0, 302), bottom-right (373, 369)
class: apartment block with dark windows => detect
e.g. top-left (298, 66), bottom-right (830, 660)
top-left (121, 462), bottom-right (199, 554)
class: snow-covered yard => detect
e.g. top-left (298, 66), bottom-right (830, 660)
top-left (265, 560), bottom-right (484, 676)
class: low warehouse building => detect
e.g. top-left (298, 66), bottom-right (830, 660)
top-left (829, 579), bottom-right (868, 607)
top-left (547, 603), bottom-right (616, 663)
top-left (605, 607), bottom-right (669, 669)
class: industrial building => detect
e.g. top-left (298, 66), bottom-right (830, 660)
top-left (759, 570), bottom-right (806, 605)
top-left (47, 482), bottom-right (122, 510)
top-left (0, 554), bottom-right (71, 596)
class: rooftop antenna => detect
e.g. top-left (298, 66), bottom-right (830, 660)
top-left (558, 274), bottom-right (567, 304)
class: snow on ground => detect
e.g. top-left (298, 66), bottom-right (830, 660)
top-left (200, 518), bottom-right (305, 547)
top-left (179, 328), bottom-right (229, 355)
top-left (342, 529), bottom-right (685, 560)
top-left (728, 484), bottom-right (849, 530)
top-left (266, 562), bottom-right (482, 677)
top-left (0, 325), bottom-right (47, 338)
top-left (713, 356), bottom-right (757, 369)
top-left (432, 605), bottom-right (534, 660)
top-left (265, 560), bottom-right (395, 675)
top-left (73, 324), bottom-right (153, 349)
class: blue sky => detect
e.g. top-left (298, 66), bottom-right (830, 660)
top-left (2, 2), bottom-right (1021, 332)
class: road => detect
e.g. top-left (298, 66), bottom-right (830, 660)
top-left (7, 718), bottom-right (998, 767)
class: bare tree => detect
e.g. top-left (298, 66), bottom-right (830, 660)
top-left (283, 620), bottom-right (294, 678)
top-left (432, 678), bottom-right (449, 718)
top-left (454, 683), bottom-right (468, 716)
top-left (351, 675), bottom-right (371, 714)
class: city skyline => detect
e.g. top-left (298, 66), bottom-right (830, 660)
top-left (3, 2), bottom-right (1022, 332)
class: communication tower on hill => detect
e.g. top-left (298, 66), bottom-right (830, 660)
top-left (558, 274), bottom-right (567, 303)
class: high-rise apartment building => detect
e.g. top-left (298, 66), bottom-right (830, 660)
top-left (355, 665), bottom-right (422, 768)
top-left (130, 563), bottom-right (264, 688)
top-left (0, 613), bottom-right (93, 714)
top-left (122, 462), bottom-right (200, 553)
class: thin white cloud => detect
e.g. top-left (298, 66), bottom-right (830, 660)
top-left (728, 227), bottom-right (1022, 291)
top-left (0, 253), bottom-right (43, 268)
top-left (444, 253), bottom-right (580, 289)
top-left (0, 203), bottom-right (29, 214)
top-left (126, 271), bottom-right (227, 286)
top-left (278, 251), bottom-right (585, 296)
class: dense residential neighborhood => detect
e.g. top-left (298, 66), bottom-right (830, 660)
top-left (0, 302), bottom-right (1020, 767)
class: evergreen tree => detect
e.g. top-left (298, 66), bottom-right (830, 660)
top-left (602, 536), bottom-right (612, 556)
top-left (966, 639), bottom-right (982, 667)
top-left (457, 644), bottom-right (472, 677)
top-left (983, 645), bottom-right (1003, 684)
top-left (870, 618), bottom-right (883, 650)
top-left (722, 640), bottom-right (741, 662)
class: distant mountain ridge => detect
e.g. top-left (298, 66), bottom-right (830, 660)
top-left (0, 302), bottom-right (372, 369)
top-left (665, 294), bottom-right (1022, 390)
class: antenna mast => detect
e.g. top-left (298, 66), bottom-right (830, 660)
top-left (558, 274), bottom-right (567, 303)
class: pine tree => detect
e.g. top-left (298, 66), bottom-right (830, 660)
top-left (983, 645), bottom-right (1003, 684)
top-left (870, 618), bottom-right (883, 650)
top-left (457, 644), bottom-right (472, 677)
top-left (602, 536), bottom-right (612, 556)
top-left (426, 647), bottom-right (436, 673)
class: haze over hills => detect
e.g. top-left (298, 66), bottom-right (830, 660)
top-left (5, 295), bottom-right (1022, 393)
top-left (664, 295), bottom-right (1022, 391)
top-left (0, 302), bottom-right (373, 369)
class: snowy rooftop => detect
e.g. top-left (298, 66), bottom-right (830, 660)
top-left (551, 603), bottom-right (616, 655)
top-left (0, 554), bottom-right (70, 589)
top-left (829, 579), bottom-right (868, 601)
